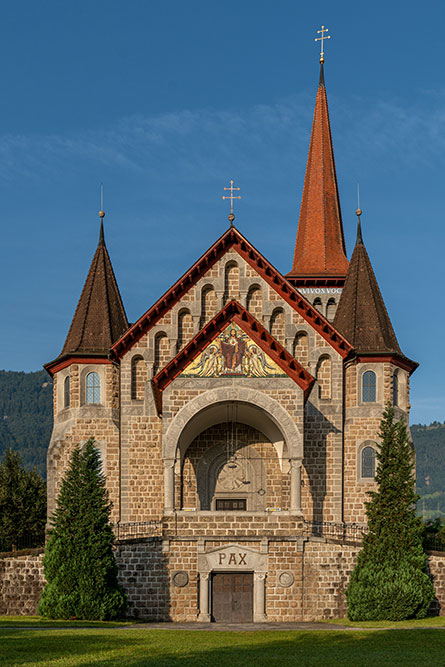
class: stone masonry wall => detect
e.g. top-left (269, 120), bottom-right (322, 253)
top-left (0, 552), bottom-right (45, 615)
top-left (1, 544), bottom-right (445, 619)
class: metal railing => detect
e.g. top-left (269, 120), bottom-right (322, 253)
top-left (303, 521), bottom-right (368, 543)
top-left (114, 521), bottom-right (163, 541)
top-left (0, 532), bottom-right (45, 554)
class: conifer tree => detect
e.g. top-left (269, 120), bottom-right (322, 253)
top-left (38, 439), bottom-right (127, 620)
top-left (0, 449), bottom-right (46, 551)
top-left (346, 404), bottom-right (435, 620)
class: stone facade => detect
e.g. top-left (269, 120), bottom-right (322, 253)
top-left (0, 551), bottom-right (45, 615)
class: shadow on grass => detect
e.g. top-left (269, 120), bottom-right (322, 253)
top-left (1, 628), bottom-right (445, 666)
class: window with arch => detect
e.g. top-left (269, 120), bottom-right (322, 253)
top-left (393, 370), bottom-right (399, 407)
top-left (246, 286), bottom-right (262, 321)
top-left (223, 262), bottom-right (239, 303)
top-left (131, 356), bottom-right (146, 401)
top-left (293, 332), bottom-right (308, 367)
top-left (64, 376), bottom-right (70, 408)
top-left (201, 285), bottom-right (218, 326)
top-left (362, 370), bottom-right (376, 402)
top-left (361, 445), bottom-right (376, 479)
top-left (313, 297), bottom-right (322, 311)
top-left (154, 333), bottom-right (170, 374)
top-left (316, 355), bottom-right (331, 400)
top-left (326, 298), bottom-right (336, 321)
top-left (86, 372), bottom-right (100, 404)
top-left (177, 309), bottom-right (194, 351)
top-left (270, 308), bottom-right (285, 346)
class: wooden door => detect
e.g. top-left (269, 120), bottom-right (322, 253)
top-left (212, 572), bottom-right (253, 622)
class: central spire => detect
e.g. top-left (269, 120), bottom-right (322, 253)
top-left (287, 62), bottom-right (349, 285)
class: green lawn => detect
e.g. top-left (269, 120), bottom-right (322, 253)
top-left (325, 616), bottom-right (445, 628)
top-left (0, 628), bottom-right (444, 666)
top-left (0, 616), bottom-right (134, 628)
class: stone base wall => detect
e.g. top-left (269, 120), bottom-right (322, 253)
top-left (1, 543), bottom-right (445, 620)
top-left (0, 551), bottom-right (45, 615)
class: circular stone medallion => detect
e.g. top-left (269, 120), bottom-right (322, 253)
top-left (278, 571), bottom-right (294, 588)
top-left (172, 571), bottom-right (189, 588)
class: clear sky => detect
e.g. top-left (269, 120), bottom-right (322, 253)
top-left (0, 0), bottom-right (443, 425)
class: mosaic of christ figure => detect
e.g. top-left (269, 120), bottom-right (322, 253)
top-left (220, 328), bottom-right (247, 372)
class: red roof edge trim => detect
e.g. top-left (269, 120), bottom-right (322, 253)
top-left (152, 301), bottom-right (315, 411)
top-left (45, 355), bottom-right (112, 377)
top-left (354, 354), bottom-right (418, 374)
top-left (111, 226), bottom-right (353, 362)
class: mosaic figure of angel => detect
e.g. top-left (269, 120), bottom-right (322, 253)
top-left (246, 344), bottom-right (276, 377)
top-left (189, 345), bottom-right (222, 376)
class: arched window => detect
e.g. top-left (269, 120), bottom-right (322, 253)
top-left (86, 372), bottom-right (100, 404)
top-left (362, 371), bottom-right (376, 402)
top-left (177, 310), bottom-right (194, 351)
top-left (326, 298), bottom-right (336, 321)
top-left (313, 297), bottom-right (322, 311)
top-left (131, 356), bottom-right (146, 401)
top-left (223, 262), bottom-right (239, 303)
top-left (64, 376), bottom-right (70, 408)
top-left (393, 370), bottom-right (399, 407)
top-left (361, 446), bottom-right (376, 479)
top-left (154, 333), bottom-right (170, 374)
top-left (201, 286), bottom-right (218, 326)
top-left (293, 332), bottom-right (308, 367)
top-left (316, 355), bottom-right (332, 400)
top-left (270, 308), bottom-right (285, 346)
top-left (246, 286), bottom-right (262, 321)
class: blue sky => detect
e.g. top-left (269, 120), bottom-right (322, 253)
top-left (0, 1), bottom-right (444, 425)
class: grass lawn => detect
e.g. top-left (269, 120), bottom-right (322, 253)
top-left (0, 628), bottom-right (444, 666)
top-left (325, 616), bottom-right (445, 628)
top-left (0, 616), bottom-right (135, 628)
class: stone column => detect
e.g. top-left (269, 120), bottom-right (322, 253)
top-left (289, 458), bottom-right (302, 513)
top-left (163, 458), bottom-right (175, 513)
top-left (198, 572), bottom-right (211, 622)
top-left (253, 572), bottom-right (267, 622)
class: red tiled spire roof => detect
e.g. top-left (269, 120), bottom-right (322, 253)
top-left (46, 220), bottom-right (128, 372)
top-left (333, 215), bottom-right (412, 363)
top-left (287, 64), bottom-right (349, 281)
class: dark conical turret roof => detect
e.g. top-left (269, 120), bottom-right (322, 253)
top-left (60, 220), bottom-right (129, 358)
top-left (333, 215), bottom-right (401, 355)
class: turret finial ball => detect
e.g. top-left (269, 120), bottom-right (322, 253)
top-left (356, 208), bottom-right (362, 217)
top-left (228, 213), bottom-right (235, 223)
top-left (99, 210), bottom-right (105, 218)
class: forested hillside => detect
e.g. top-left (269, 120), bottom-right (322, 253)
top-left (411, 422), bottom-right (445, 520)
top-left (0, 370), bottom-right (443, 516)
top-left (0, 370), bottom-right (53, 477)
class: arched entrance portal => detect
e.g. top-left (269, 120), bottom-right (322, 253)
top-left (162, 387), bottom-right (303, 515)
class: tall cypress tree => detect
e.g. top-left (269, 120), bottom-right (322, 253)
top-left (38, 439), bottom-right (127, 620)
top-left (346, 405), bottom-right (434, 620)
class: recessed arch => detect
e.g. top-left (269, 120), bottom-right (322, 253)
top-left (163, 386), bottom-right (303, 466)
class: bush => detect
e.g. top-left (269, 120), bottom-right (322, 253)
top-left (38, 439), bottom-right (127, 620)
top-left (346, 405), bottom-right (434, 621)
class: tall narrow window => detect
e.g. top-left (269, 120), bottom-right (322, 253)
top-left (362, 371), bottom-right (376, 402)
top-left (270, 308), bottom-right (286, 346)
top-left (64, 376), bottom-right (70, 408)
top-left (393, 370), bottom-right (399, 407)
top-left (361, 446), bottom-right (376, 478)
top-left (86, 372), bottom-right (100, 404)
top-left (326, 298), bottom-right (336, 321)
top-left (313, 297), bottom-right (322, 312)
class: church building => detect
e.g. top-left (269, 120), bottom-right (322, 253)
top-left (44, 58), bottom-right (417, 622)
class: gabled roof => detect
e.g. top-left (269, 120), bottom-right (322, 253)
top-left (110, 225), bottom-right (353, 361)
top-left (45, 220), bottom-right (128, 375)
top-left (152, 300), bottom-right (316, 412)
top-left (333, 216), bottom-right (416, 371)
top-left (287, 63), bottom-right (349, 281)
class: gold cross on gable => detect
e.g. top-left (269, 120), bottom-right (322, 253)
top-left (315, 25), bottom-right (331, 63)
top-left (222, 179), bottom-right (241, 226)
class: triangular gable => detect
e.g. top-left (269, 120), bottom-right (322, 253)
top-left (110, 226), bottom-right (353, 362)
top-left (152, 301), bottom-right (315, 413)
top-left (179, 322), bottom-right (288, 379)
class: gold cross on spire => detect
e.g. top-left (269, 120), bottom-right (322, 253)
top-left (315, 25), bottom-right (330, 64)
top-left (222, 179), bottom-right (241, 226)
